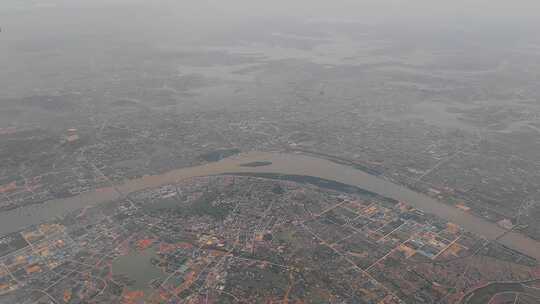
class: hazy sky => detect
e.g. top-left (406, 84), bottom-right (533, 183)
top-left (3, 0), bottom-right (540, 23)
top-left (2, 0), bottom-right (538, 46)
top-left (1, 0), bottom-right (538, 93)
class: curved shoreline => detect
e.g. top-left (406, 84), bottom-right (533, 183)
top-left (1, 152), bottom-right (539, 260)
top-left (460, 279), bottom-right (540, 304)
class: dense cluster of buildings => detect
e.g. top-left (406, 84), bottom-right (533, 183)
top-left (1, 175), bottom-right (538, 303)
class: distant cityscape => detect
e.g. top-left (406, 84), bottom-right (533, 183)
top-left (2, 1), bottom-right (540, 303)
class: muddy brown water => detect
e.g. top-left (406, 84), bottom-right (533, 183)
top-left (2, 152), bottom-right (539, 260)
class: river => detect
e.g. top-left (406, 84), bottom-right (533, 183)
top-left (1, 152), bottom-right (539, 260)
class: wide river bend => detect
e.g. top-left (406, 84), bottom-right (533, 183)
top-left (2, 152), bottom-right (539, 260)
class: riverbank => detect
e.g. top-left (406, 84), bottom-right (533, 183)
top-left (1, 152), bottom-right (539, 260)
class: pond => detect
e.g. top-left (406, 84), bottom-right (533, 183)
top-left (112, 247), bottom-right (166, 292)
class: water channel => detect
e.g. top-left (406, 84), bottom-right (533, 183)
top-left (1, 152), bottom-right (539, 260)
